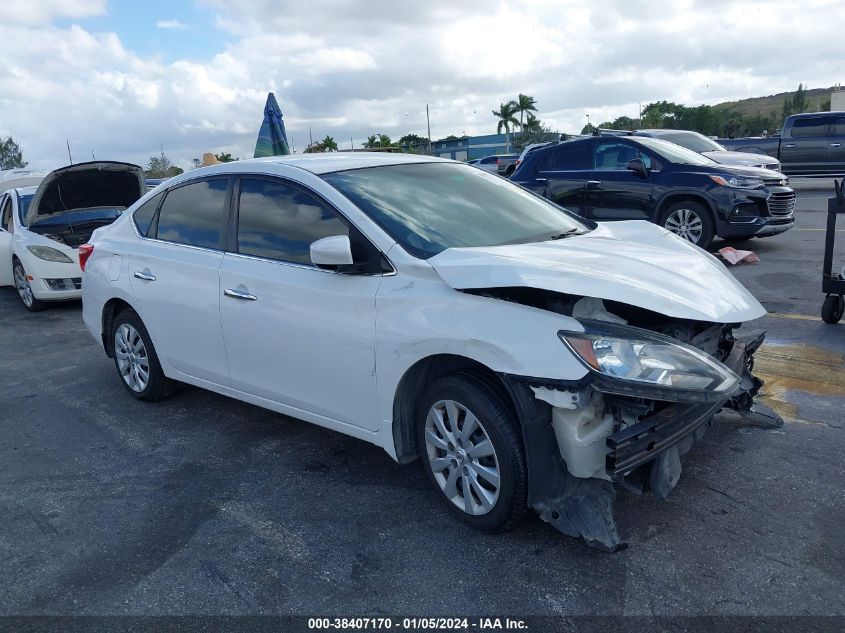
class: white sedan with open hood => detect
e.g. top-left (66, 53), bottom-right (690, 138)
top-left (81, 153), bottom-right (780, 551)
top-left (0, 161), bottom-right (144, 311)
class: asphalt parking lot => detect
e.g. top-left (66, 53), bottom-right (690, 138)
top-left (1, 182), bottom-right (843, 618)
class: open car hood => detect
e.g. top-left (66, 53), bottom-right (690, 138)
top-left (26, 161), bottom-right (145, 226)
top-left (427, 221), bottom-right (766, 323)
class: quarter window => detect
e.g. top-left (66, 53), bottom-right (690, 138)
top-left (132, 191), bottom-right (164, 236)
top-left (236, 178), bottom-right (348, 265)
top-left (154, 179), bottom-right (228, 249)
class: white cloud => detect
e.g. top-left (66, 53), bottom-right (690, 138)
top-left (156, 19), bottom-right (188, 30)
top-left (0, 0), bottom-right (843, 170)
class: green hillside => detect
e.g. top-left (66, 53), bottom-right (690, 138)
top-left (713, 87), bottom-right (834, 118)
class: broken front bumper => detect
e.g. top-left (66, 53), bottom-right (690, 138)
top-left (501, 337), bottom-right (781, 552)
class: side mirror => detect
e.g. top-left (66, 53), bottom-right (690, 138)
top-left (627, 158), bottom-right (648, 176)
top-left (310, 235), bottom-right (354, 269)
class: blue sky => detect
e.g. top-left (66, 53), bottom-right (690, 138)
top-left (55, 1), bottom-right (225, 63)
top-left (1, 0), bottom-right (842, 170)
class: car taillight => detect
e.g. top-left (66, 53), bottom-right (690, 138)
top-left (78, 244), bottom-right (94, 272)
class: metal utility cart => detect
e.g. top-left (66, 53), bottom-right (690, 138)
top-left (822, 178), bottom-right (845, 324)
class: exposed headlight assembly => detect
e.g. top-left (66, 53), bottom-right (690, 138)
top-left (709, 175), bottom-right (763, 189)
top-left (26, 245), bottom-right (74, 263)
top-left (559, 320), bottom-right (740, 403)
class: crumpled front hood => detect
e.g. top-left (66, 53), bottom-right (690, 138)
top-left (428, 221), bottom-right (766, 323)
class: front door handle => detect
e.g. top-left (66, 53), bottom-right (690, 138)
top-left (133, 271), bottom-right (156, 281)
top-left (831, 143), bottom-right (841, 148)
top-left (784, 143), bottom-right (796, 149)
top-left (586, 180), bottom-right (602, 188)
top-left (224, 288), bottom-right (258, 301)
top-left (535, 178), bottom-right (547, 182)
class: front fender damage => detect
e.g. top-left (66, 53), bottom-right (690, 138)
top-left (500, 334), bottom-right (782, 552)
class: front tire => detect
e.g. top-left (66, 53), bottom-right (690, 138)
top-left (416, 373), bottom-right (528, 532)
top-left (12, 258), bottom-right (45, 312)
top-left (821, 294), bottom-right (844, 324)
top-left (659, 201), bottom-right (715, 250)
top-left (112, 309), bottom-right (176, 401)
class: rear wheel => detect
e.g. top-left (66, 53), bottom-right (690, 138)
top-left (416, 373), bottom-right (528, 532)
top-left (112, 309), bottom-right (176, 401)
top-left (12, 258), bottom-right (45, 312)
top-left (821, 294), bottom-right (844, 324)
top-left (659, 201), bottom-right (715, 250)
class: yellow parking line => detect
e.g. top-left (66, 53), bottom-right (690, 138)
top-left (767, 312), bottom-right (819, 322)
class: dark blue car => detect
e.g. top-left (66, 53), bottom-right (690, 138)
top-left (510, 135), bottom-right (795, 250)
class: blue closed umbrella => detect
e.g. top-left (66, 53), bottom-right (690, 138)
top-left (254, 92), bottom-right (291, 157)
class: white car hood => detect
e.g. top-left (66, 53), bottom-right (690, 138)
top-left (702, 150), bottom-right (778, 168)
top-left (427, 221), bottom-right (766, 323)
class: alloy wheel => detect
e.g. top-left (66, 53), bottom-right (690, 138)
top-left (664, 207), bottom-right (704, 244)
top-left (13, 264), bottom-right (34, 308)
top-left (424, 399), bottom-right (501, 515)
top-left (114, 323), bottom-right (150, 393)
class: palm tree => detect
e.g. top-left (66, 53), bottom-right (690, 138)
top-left (514, 94), bottom-right (538, 134)
top-left (364, 135), bottom-right (378, 148)
top-left (492, 102), bottom-right (519, 152)
top-left (321, 135), bottom-right (338, 152)
top-left (523, 112), bottom-right (543, 133)
top-left (378, 133), bottom-right (392, 148)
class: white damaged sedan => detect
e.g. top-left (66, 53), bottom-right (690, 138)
top-left (80, 153), bottom-right (780, 550)
top-left (0, 161), bottom-right (144, 311)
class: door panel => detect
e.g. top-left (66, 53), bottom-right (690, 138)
top-left (829, 116), bottom-right (845, 173)
top-left (219, 255), bottom-right (381, 429)
top-left (544, 174), bottom-right (589, 216)
top-left (781, 116), bottom-right (833, 173)
top-left (588, 171), bottom-right (653, 220)
top-left (130, 243), bottom-right (228, 383)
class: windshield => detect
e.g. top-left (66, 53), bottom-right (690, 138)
top-left (634, 136), bottom-right (718, 166)
top-left (323, 162), bottom-right (588, 259)
top-left (657, 132), bottom-right (726, 153)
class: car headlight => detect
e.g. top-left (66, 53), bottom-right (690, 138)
top-left (26, 245), bottom-right (74, 263)
top-left (559, 320), bottom-right (739, 402)
top-left (709, 175), bottom-right (763, 189)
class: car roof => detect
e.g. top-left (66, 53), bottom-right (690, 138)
top-left (201, 152), bottom-right (447, 176)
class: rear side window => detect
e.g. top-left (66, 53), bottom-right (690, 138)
top-left (132, 191), bottom-right (163, 236)
top-left (538, 143), bottom-right (590, 171)
top-left (154, 179), bottom-right (228, 249)
top-left (790, 116), bottom-right (831, 138)
top-left (236, 178), bottom-right (348, 265)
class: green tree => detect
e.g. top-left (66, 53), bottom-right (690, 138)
top-left (146, 152), bottom-right (176, 178)
top-left (214, 152), bottom-right (236, 162)
top-left (378, 134), bottom-right (392, 147)
top-left (321, 135), bottom-right (338, 152)
top-left (580, 123), bottom-right (596, 134)
top-left (514, 93), bottom-right (538, 134)
top-left (783, 83), bottom-right (809, 117)
top-left (304, 141), bottom-right (327, 153)
top-left (0, 136), bottom-right (28, 169)
top-left (364, 135), bottom-right (378, 148)
top-left (492, 101), bottom-right (519, 151)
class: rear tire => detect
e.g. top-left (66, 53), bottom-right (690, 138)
top-left (659, 201), bottom-right (715, 250)
top-left (111, 309), bottom-right (176, 401)
top-left (12, 258), bottom-right (45, 312)
top-left (416, 373), bottom-right (528, 532)
top-left (821, 294), bottom-right (844, 324)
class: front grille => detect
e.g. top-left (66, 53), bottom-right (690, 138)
top-left (768, 191), bottom-right (796, 217)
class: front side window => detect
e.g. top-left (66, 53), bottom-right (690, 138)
top-left (154, 179), bottom-right (228, 249)
top-left (236, 178), bottom-right (348, 265)
top-left (323, 162), bottom-right (588, 259)
top-left (594, 142), bottom-right (646, 170)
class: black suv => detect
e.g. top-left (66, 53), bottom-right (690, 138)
top-left (510, 135), bottom-right (795, 249)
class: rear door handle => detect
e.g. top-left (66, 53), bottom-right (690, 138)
top-left (784, 143), bottom-right (796, 149)
top-left (224, 288), bottom-right (257, 301)
top-left (535, 178), bottom-right (547, 182)
top-left (133, 271), bottom-right (156, 281)
top-left (831, 143), bottom-right (841, 148)
top-left (586, 180), bottom-right (602, 188)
